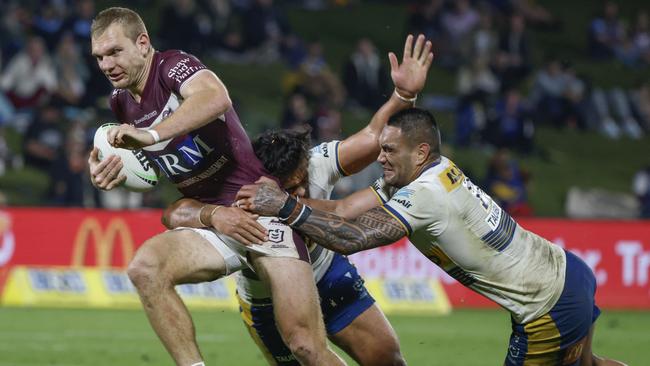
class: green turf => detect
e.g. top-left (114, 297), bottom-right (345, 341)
top-left (0, 307), bottom-right (645, 365)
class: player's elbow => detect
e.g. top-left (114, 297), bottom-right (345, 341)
top-left (206, 87), bottom-right (232, 117)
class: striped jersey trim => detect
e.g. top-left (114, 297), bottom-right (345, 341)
top-left (447, 266), bottom-right (478, 286)
top-left (382, 205), bottom-right (413, 236)
top-left (370, 186), bottom-right (387, 204)
top-left (334, 141), bottom-right (350, 176)
top-left (481, 211), bottom-right (517, 252)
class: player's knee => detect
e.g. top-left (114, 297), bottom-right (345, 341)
top-left (127, 243), bottom-right (165, 289)
top-left (283, 327), bottom-right (324, 363)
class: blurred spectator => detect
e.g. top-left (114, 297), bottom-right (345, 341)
top-left (342, 38), bottom-right (390, 111)
top-left (472, 13), bottom-right (498, 62)
top-left (0, 36), bottom-right (57, 111)
top-left (454, 56), bottom-right (500, 146)
top-left (31, 3), bottom-right (67, 52)
top-left (630, 81), bottom-right (650, 132)
top-left (406, 0), bottom-right (444, 48)
top-left (494, 13), bottom-right (531, 89)
top-left (297, 41), bottom-right (345, 108)
top-left (633, 166), bottom-right (650, 218)
top-left (591, 87), bottom-right (644, 139)
top-left (483, 148), bottom-right (533, 217)
top-left (53, 33), bottom-right (90, 109)
top-left (1, 3), bottom-right (31, 59)
top-left (440, 0), bottom-right (480, 66)
top-left (588, 1), bottom-right (625, 60)
top-left (529, 57), bottom-right (586, 129)
top-left (48, 120), bottom-right (89, 206)
top-left (484, 88), bottom-right (533, 153)
top-left (63, 0), bottom-right (95, 54)
top-left (22, 104), bottom-right (65, 171)
top-left (509, 0), bottom-right (559, 30)
top-left (242, 0), bottom-right (292, 63)
top-left (198, 0), bottom-right (246, 58)
top-left (0, 127), bottom-right (11, 175)
top-left (313, 108), bottom-right (342, 143)
top-left (632, 11), bottom-right (650, 65)
top-left (281, 91), bottom-right (315, 133)
top-left (158, 0), bottom-right (207, 57)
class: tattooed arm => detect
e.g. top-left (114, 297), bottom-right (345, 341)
top-left (236, 179), bottom-right (407, 254)
top-left (296, 206), bottom-right (407, 255)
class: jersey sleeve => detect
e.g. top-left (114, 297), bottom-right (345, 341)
top-left (159, 51), bottom-right (208, 94)
top-left (370, 176), bottom-right (392, 204)
top-left (308, 140), bottom-right (346, 193)
top-left (382, 179), bottom-right (443, 236)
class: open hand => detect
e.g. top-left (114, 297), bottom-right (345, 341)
top-left (389, 34), bottom-right (434, 98)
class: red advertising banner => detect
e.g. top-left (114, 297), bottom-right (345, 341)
top-left (0, 208), bottom-right (648, 309)
top-left (0, 208), bottom-right (166, 269)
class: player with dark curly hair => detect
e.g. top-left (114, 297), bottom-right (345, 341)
top-left (163, 34), bottom-right (434, 365)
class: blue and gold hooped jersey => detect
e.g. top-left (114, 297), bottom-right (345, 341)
top-left (372, 156), bottom-right (567, 324)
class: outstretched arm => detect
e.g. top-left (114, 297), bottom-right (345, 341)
top-left (339, 34), bottom-right (434, 174)
top-left (301, 187), bottom-right (381, 219)
top-left (295, 206), bottom-right (407, 255)
top-left (236, 179), bottom-right (406, 254)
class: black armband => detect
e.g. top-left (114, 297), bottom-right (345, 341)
top-left (278, 195), bottom-right (298, 221)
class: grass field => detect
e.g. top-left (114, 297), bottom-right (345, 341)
top-left (0, 307), bottom-right (647, 365)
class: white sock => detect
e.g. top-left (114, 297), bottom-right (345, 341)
top-left (190, 363), bottom-right (205, 366)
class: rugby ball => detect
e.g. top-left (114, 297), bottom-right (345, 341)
top-left (93, 123), bottom-right (158, 192)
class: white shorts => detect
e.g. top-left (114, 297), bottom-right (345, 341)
top-left (173, 216), bottom-right (309, 275)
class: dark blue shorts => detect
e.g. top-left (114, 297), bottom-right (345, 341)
top-left (505, 250), bottom-right (601, 366)
top-left (238, 253), bottom-right (375, 365)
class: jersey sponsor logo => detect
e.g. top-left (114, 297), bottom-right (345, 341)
top-left (72, 217), bottom-right (135, 267)
top-left (485, 203), bottom-right (502, 231)
top-left (134, 110), bottom-right (158, 125)
top-left (320, 142), bottom-right (329, 158)
top-left (175, 156), bottom-right (229, 188)
top-left (393, 198), bottom-right (413, 209)
top-left (153, 134), bottom-right (217, 177)
top-left (439, 163), bottom-right (464, 192)
top-left (267, 228), bottom-right (285, 244)
top-left (167, 57), bottom-right (205, 83)
top-left (393, 188), bottom-right (414, 199)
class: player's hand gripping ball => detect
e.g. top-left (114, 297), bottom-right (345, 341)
top-left (93, 123), bottom-right (159, 192)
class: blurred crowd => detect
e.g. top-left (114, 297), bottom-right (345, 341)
top-left (0, 0), bottom-right (647, 217)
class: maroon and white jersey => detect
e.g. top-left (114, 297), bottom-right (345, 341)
top-left (110, 50), bottom-right (269, 204)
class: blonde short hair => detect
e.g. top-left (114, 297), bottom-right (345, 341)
top-left (91, 7), bottom-right (148, 41)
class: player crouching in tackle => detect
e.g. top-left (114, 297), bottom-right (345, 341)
top-left (163, 34), bottom-right (434, 365)
top-left (236, 108), bottom-right (628, 366)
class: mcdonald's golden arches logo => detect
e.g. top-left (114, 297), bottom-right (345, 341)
top-left (72, 217), bottom-right (134, 267)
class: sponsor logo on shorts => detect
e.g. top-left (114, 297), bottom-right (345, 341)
top-left (267, 229), bottom-right (285, 243)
